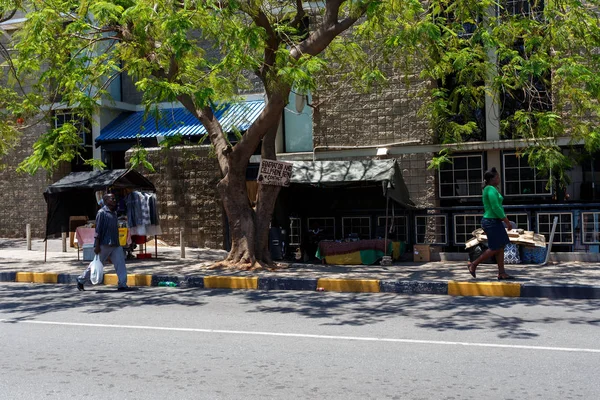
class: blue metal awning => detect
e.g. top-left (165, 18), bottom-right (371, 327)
top-left (96, 100), bottom-right (265, 143)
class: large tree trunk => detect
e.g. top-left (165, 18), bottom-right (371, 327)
top-left (217, 170), bottom-right (258, 268)
top-left (254, 123), bottom-right (282, 264)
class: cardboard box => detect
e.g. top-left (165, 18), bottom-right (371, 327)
top-left (413, 244), bottom-right (431, 262)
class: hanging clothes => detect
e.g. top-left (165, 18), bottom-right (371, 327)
top-left (126, 191), bottom-right (162, 236)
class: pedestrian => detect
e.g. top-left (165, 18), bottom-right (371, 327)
top-left (77, 193), bottom-right (130, 291)
top-left (468, 167), bottom-right (515, 280)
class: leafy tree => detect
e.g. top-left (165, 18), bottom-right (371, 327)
top-left (387, 0), bottom-right (600, 189)
top-left (2, 0), bottom-right (410, 268)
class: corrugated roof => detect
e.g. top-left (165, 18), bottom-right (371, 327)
top-left (96, 100), bottom-right (265, 143)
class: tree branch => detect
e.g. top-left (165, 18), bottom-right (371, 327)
top-left (176, 94), bottom-right (231, 176)
top-left (290, 0), bottom-right (306, 29)
top-left (0, 9), bottom-right (17, 24)
top-left (290, 1), bottom-right (369, 59)
top-left (239, 2), bottom-right (279, 81)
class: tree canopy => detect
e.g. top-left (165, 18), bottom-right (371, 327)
top-left (388, 0), bottom-right (600, 187)
top-left (1, 0), bottom-right (599, 184)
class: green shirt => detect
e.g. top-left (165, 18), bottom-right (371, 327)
top-left (482, 185), bottom-right (506, 219)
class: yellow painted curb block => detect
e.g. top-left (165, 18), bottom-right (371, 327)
top-left (317, 278), bottom-right (380, 293)
top-left (204, 276), bottom-right (258, 289)
top-left (15, 272), bottom-right (58, 283)
top-left (103, 274), bottom-right (152, 286)
top-left (448, 281), bottom-right (521, 297)
top-left (15, 272), bottom-right (33, 282)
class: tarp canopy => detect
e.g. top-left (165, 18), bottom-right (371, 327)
top-left (290, 159), bottom-right (415, 208)
top-left (44, 169), bottom-right (155, 237)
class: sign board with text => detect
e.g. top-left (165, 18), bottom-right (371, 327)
top-left (257, 159), bottom-right (293, 187)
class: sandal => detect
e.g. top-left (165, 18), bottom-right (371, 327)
top-left (497, 273), bottom-right (515, 280)
top-left (467, 263), bottom-right (476, 278)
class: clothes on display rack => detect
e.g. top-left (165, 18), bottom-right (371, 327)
top-left (126, 191), bottom-right (162, 236)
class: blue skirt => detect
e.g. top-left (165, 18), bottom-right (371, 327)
top-left (481, 218), bottom-right (510, 250)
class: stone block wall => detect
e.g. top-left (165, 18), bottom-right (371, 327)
top-left (313, 67), bottom-right (438, 209)
top-left (0, 123), bottom-right (54, 238)
top-left (395, 153), bottom-right (437, 209)
top-left (313, 71), bottom-right (434, 148)
top-left (129, 145), bottom-right (224, 249)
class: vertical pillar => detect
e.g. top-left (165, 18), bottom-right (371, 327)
top-left (61, 232), bottom-right (67, 252)
top-left (180, 230), bottom-right (185, 259)
top-left (26, 224), bottom-right (32, 250)
top-left (485, 5), bottom-right (501, 143)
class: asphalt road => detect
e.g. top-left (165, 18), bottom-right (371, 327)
top-left (1, 284), bottom-right (599, 400)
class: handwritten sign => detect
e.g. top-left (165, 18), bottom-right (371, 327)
top-left (257, 159), bottom-right (293, 187)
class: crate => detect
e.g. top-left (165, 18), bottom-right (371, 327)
top-left (82, 244), bottom-right (95, 261)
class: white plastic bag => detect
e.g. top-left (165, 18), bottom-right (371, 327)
top-left (89, 254), bottom-right (104, 285)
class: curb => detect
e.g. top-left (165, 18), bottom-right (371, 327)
top-left (1, 272), bottom-right (600, 299)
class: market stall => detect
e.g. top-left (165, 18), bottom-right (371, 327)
top-left (43, 169), bottom-right (158, 262)
top-left (288, 159), bottom-right (414, 265)
top-left (316, 239), bottom-right (406, 265)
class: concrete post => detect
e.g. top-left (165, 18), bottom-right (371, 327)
top-left (26, 224), bottom-right (32, 250)
top-left (62, 232), bottom-right (67, 252)
top-left (180, 230), bottom-right (185, 259)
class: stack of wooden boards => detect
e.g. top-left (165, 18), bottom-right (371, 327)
top-left (465, 228), bottom-right (546, 250)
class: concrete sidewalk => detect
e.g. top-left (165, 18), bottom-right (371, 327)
top-left (1, 238), bottom-right (600, 299)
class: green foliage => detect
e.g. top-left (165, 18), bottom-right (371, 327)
top-left (385, 0), bottom-right (600, 187)
top-left (3, 0), bottom-right (390, 175)
top-left (128, 141), bottom-right (155, 172)
top-left (16, 120), bottom-right (100, 174)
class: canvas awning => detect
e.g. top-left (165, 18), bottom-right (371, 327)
top-left (45, 169), bottom-right (155, 194)
top-left (290, 159), bottom-right (415, 208)
top-left (44, 169), bottom-right (155, 237)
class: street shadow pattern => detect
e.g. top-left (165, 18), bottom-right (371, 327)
top-left (2, 283), bottom-right (600, 341)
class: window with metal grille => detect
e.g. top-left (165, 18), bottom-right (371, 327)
top-left (377, 216), bottom-right (408, 242)
top-left (505, 212), bottom-right (530, 230)
top-left (306, 217), bottom-right (335, 240)
top-left (54, 110), bottom-right (93, 171)
top-left (503, 152), bottom-right (551, 196)
top-left (501, 0), bottom-right (544, 20)
top-left (454, 214), bottom-right (483, 245)
top-left (536, 212), bottom-right (573, 244)
top-left (289, 217), bottom-right (301, 246)
top-left (342, 216), bottom-right (371, 240)
top-left (415, 215), bottom-right (448, 245)
top-left (439, 155), bottom-right (483, 198)
top-left (54, 110), bottom-right (92, 147)
top-left (581, 212), bottom-right (600, 244)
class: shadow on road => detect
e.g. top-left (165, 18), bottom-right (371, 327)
top-left (2, 284), bottom-right (600, 340)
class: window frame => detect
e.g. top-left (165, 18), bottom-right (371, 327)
top-left (415, 214), bottom-right (448, 245)
top-left (453, 213), bottom-right (483, 245)
top-left (581, 212), bottom-right (600, 245)
top-left (536, 212), bottom-right (574, 244)
top-left (438, 154), bottom-right (484, 199)
top-left (342, 216), bottom-right (371, 240)
top-left (377, 215), bottom-right (409, 242)
top-left (54, 110), bottom-right (93, 149)
top-left (306, 217), bottom-right (336, 240)
top-left (503, 152), bottom-right (551, 197)
top-left (289, 217), bottom-right (301, 246)
top-left (505, 212), bottom-right (530, 230)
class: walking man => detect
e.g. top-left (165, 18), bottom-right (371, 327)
top-left (77, 193), bottom-right (130, 291)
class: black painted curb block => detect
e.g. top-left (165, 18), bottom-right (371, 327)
top-left (521, 283), bottom-right (600, 299)
top-left (258, 277), bottom-right (318, 291)
top-left (57, 274), bottom-right (80, 284)
top-left (182, 276), bottom-right (205, 288)
top-left (380, 280), bottom-right (448, 295)
top-left (0, 272), bottom-right (16, 281)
